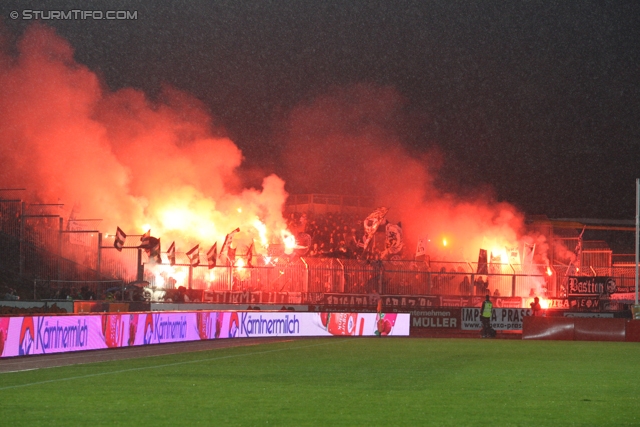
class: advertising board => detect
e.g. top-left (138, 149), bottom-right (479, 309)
top-left (0, 311), bottom-right (410, 358)
top-left (460, 308), bottom-right (532, 331)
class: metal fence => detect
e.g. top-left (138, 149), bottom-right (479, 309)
top-left (1, 198), bottom-right (637, 302)
top-left (138, 257), bottom-right (553, 298)
top-left (0, 200), bottom-right (129, 298)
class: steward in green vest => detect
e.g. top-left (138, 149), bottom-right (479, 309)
top-left (480, 295), bottom-right (494, 338)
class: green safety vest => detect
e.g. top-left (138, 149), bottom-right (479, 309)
top-left (482, 301), bottom-right (493, 317)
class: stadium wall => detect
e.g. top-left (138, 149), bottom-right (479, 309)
top-left (522, 317), bottom-right (640, 342)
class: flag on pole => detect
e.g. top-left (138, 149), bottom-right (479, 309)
top-left (139, 230), bottom-right (161, 264)
top-left (187, 244), bottom-right (200, 268)
top-left (149, 238), bottom-right (162, 264)
top-left (362, 207), bottom-right (389, 255)
top-left (489, 252), bottom-right (502, 274)
top-left (167, 241), bottom-right (176, 266)
top-left (477, 249), bottom-right (488, 274)
top-left (415, 237), bottom-right (427, 259)
top-left (207, 242), bottom-right (218, 269)
top-left (523, 242), bottom-right (536, 266)
top-left (140, 229), bottom-right (151, 247)
top-left (220, 227), bottom-right (240, 265)
top-left (573, 226), bottom-right (585, 271)
top-left (114, 227), bottom-right (127, 251)
top-left (506, 246), bottom-right (520, 265)
top-left (384, 222), bottom-right (404, 256)
top-left (246, 241), bottom-right (254, 267)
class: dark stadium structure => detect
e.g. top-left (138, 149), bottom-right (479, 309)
top-left (1, 194), bottom-right (636, 316)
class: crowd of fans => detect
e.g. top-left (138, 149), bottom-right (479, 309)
top-left (286, 211), bottom-right (391, 260)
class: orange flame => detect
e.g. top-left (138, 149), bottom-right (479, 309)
top-left (282, 230), bottom-right (297, 254)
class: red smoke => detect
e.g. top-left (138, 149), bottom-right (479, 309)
top-left (280, 84), bottom-right (548, 264)
top-left (0, 25), bottom-right (288, 251)
top-left (0, 25), bottom-right (549, 274)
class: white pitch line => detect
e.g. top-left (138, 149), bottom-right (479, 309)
top-left (0, 338), bottom-right (350, 391)
top-left (0, 340), bottom-right (264, 372)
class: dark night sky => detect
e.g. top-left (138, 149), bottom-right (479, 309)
top-left (1, 0), bottom-right (639, 219)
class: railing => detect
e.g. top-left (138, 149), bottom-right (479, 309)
top-left (140, 258), bottom-right (552, 298)
top-left (1, 198), bottom-right (637, 302)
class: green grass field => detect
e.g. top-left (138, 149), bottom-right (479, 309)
top-left (1, 337), bottom-right (640, 426)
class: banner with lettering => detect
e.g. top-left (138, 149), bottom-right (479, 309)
top-left (410, 308), bottom-right (461, 329)
top-left (460, 307), bottom-right (532, 331)
top-left (0, 311), bottom-right (410, 358)
top-left (567, 276), bottom-right (617, 312)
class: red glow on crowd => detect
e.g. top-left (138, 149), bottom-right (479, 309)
top-left (0, 26), bottom-right (553, 294)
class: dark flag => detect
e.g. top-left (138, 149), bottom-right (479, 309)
top-left (220, 227), bottom-right (240, 265)
top-left (167, 241), bottom-right (176, 266)
top-left (477, 249), bottom-right (488, 275)
top-left (139, 230), bottom-right (161, 263)
top-left (246, 241), bottom-right (254, 267)
top-left (187, 244), bottom-right (200, 268)
top-left (150, 238), bottom-right (162, 264)
top-left (523, 242), bottom-right (536, 266)
top-left (140, 229), bottom-right (151, 247)
top-left (572, 226), bottom-right (586, 272)
top-left (207, 242), bottom-right (217, 269)
top-left (114, 227), bottom-right (127, 251)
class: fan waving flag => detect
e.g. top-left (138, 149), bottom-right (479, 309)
top-left (384, 222), bottom-right (404, 256)
top-left (187, 244), bottom-right (200, 268)
top-left (415, 237), bottom-right (427, 259)
top-left (149, 238), bottom-right (162, 264)
top-left (220, 227), bottom-right (240, 265)
top-left (477, 249), bottom-right (488, 274)
top-left (361, 207), bottom-right (389, 255)
top-left (246, 241), bottom-right (254, 267)
top-left (207, 242), bottom-right (218, 269)
top-left (523, 242), bottom-right (536, 266)
top-left (167, 241), bottom-right (176, 266)
top-left (489, 252), bottom-right (501, 274)
top-left (140, 229), bottom-right (151, 247)
top-left (114, 227), bottom-right (127, 251)
top-left (139, 230), bottom-right (161, 264)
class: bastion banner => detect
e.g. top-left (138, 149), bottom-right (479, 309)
top-left (0, 311), bottom-right (410, 358)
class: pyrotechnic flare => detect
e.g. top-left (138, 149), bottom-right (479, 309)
top-left (114, 227), bottom-right (127, 251)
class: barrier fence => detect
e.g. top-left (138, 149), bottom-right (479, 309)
top-left (1, 199), bottom-right (637, 305)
